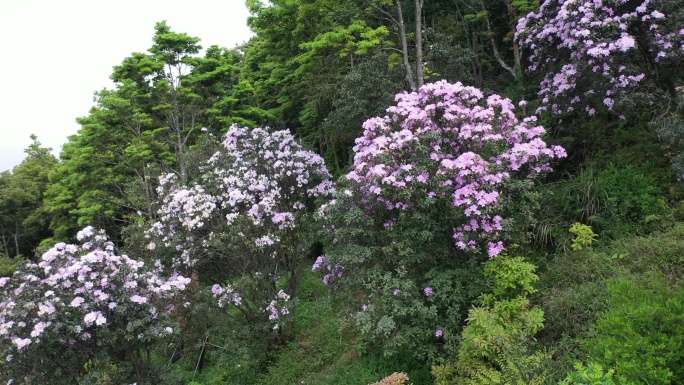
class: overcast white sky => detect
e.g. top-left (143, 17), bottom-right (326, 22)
top-left (0, 0), bottom-right (253, 172)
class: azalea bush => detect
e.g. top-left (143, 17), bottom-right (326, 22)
top-left (516, 0), bottom-right (684, 117)
top-left (316, 81), bottom-right (565, 361)
top-left (147, 125), bottom-right (334, 341)
top-left (0, 226), bottom-right (190, 384)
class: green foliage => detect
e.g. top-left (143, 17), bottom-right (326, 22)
top-left (538, 222), bottom-right (684, 383)
top-left (534, 161), bottom-right (671, 250)
top-left (0, 254), bottom-right (21, 276)
top-left (585, 274), bottom-right (684, 385)
top-left (434, 256), bottom-right (549, 385)
top-left (569, 223), bottom-right (597, 251)
top-left (0, 136), bottom-right (58, 257)
top-left (318, 189), bottom-right (488, 362)
top-left (559, 362), bottom-right (617, 385)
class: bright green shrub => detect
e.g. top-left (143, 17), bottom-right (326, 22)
top-left (559, 362), bottom-right (618, 385)
top-left (585, 274), bottom-right (684, 384)
top-left (569, 223), bottom-right (598, 251)
top-left (0, 254), bottom-right (21, 276)
top-left (433, 256), bottom-right (549, 385)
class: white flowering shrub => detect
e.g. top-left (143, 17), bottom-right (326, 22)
top-left (148, 125), bottom-right (333, 337)
top-left (0, 227), bottom-right (189, 384)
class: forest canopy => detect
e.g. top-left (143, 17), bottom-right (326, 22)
top-left (0, 1), bottom-right (683, 384)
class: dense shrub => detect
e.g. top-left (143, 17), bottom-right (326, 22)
top-left (433, 256), bottom-right (549, 385)
top-left (147, 125), bottom-right (334, 344)
top-left (517, 0), bottom-right (684, 117)
top-left (0, 227), bottom-right (189, 384)
top-left (316, 81), bottom-right (564, 361)
top-left (585, 274), bottom-right (684, 384)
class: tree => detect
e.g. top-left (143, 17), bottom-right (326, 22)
top-left (516, 0), bottom-right (684, 117)
top-left (315, 81), bottom-right (565, 361)
top-left (45, 22), bottom-right (267, 243)
top-left (146, 125), bottom-right (333, 344)
top-left (0, 136), bottom-right (57, 257)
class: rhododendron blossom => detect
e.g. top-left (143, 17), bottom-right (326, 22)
top-left (148, 125), bottom-right (334, 333)
top-left (343, 80), bottom-right (565, 257)
top-left (0, 227), bottom-right (188, 382)
top-left (516, 0), bottom-right (684, 115)
top-left (314, 82), bottom-right (563, 360)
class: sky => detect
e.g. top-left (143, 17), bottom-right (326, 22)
top-left (0, 0), bottom-right (254, 172)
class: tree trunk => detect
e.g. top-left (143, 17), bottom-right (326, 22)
top-left (13, 221), bottom-right (20, 257)
top-left (480, 0), bottom-right (517, 79)
top-left (415, 0), bottom-right (424, 88)
top-left (395, 0), bottom-right (416, 90)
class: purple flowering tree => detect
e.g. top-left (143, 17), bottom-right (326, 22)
top-left (147, 125), bottom-right (333, 338)
top-left (315, 81), bottom-right (564, 360)
top-left (0, 226), bottom-right (189, 384)
top-left (516, 0), bottom-right (684, 116)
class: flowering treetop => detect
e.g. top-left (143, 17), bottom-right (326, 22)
top-left (516, 0), bottom-right (684, 116)
top-left (343, 80), bottom-right (566, 257)
top-left (149, 125), bottom-right (334, 268)
top-left (147, 125), bottom-right (334, 333)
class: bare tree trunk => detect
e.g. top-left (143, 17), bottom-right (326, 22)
top-left (395, 0), bottom-right (416, 90)
top-left (479, 0), bottom-right (517, 79)
top-left (13, 221), bottom-right (20, 257)
top-left (501, 0), bottom-right (523, 78)
top-left (415, 0), bottom-right (424, 88)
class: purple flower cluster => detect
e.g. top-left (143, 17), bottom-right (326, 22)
top-left (264, 290), bottom-right (291, 330)
top-left (312, 256), bottom-right (344, 286)
top-left (0, 227), bottom-right (188, 361)
top-left (516, 0), bottom-right (683, 115)
top-left (345, 81), bottom-right (565, 257)
top-left (211, 283), bottom-right (242, 308)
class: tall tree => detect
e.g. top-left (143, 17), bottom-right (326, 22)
top-left (0, 136), bottom-right (57, 257)
top-left (45, 22), bottom-right (268, 243)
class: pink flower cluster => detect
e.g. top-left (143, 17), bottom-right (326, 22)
top-left (211, 283), bottom-right (242, 308)
top-left (0, 227), bottom-right (188, 359)
top-left (516, 0), bottom-right (683, 115)
top-left (345, 81), bottom-right (565, 257)
top-left (312, 256), bottom-right (344, 286)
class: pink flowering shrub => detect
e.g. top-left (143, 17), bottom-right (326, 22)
top-left (316, 81), bottom-right (564, 360)
top-left (0, 226), bottom-right (189, 384)
top-left (516, 0), bottom-right (684, 116)
top-left (148, 125), bottom-right (333, 337)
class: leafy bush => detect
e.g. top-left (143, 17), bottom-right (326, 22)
top-left (534, 163), bottom-right (670, 249)
top-left (569, 223), bottom-right (598, 251)
top-left (0, 254), bottom-right (21, 277)
top-left (433, 256), bottom-right (550, 385)
top-left (585, 274), bottom-right (684, 384)
top-left (559, 362), bottom-right (618, 385)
